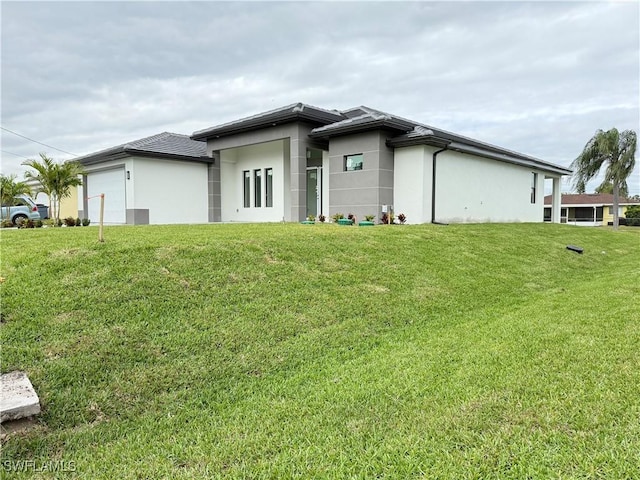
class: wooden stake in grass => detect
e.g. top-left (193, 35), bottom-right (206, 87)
top-left (98, 193), bottom-right (105, 243)
top-left (87, 193), bottom-right (105, 242)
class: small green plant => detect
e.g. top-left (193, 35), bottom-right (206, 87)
top-left (82, 218), bottom-right (91, 226)
top-left (75, 217), bottom-right (82, 226)
top-left (57, 218), bottom-right (63, 227)
top-left (35, 220), bottom-right (43, 228)
top-left (1, 219), bottom-right (13, 228)
top-left (64, 216), bottom-right (76, 227)
top-left (331, 213), bottom-right (344, 223)
top-left (318, 214), bottom-right (326, 223)
top-left (306, 214), bottom-right (316, 222)
top-left (365, 215), bottom-right (375, 222)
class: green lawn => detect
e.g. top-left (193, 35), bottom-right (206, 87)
top-left (1, 223), bottom-right (639, 478)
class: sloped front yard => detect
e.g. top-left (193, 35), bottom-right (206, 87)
top-left (1, 223), bottom-right (639, 478)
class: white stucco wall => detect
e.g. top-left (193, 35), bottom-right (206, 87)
top-left (394, 146), bottom-right (547, 223)
top-left (220, 140), bottom-right (286, 222)
top-left (130, 157), bottom-right (208, 224)
top-left (393, 145), bottom-right (433, 223)
top-left (435, 150), bottom-right (545, 223)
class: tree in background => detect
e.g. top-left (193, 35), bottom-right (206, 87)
top-left (572, 128), bottom-right (637, 229)
top-left (594, 181), bottom-right (629, 198)
top-left (22, 153), bottom-right (85, 225)
top-left (0, 174), bottom-right (32, 223)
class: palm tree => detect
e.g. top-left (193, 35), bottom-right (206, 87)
top-left (571, 128), bottom-right (637, 229)
top-left (0, 174), bottom-right (32, 223)
top-left (23, 153), bottom-right (85, 225)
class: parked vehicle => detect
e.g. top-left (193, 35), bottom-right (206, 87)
top-left (0, 194), bottom-right (42, 225)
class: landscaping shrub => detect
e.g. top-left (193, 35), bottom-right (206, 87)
top-left (625, 205), bottom-right (640, 226)
top-left (18, 219), bottom-right (35, 229)
top-left (64, 216), bottom-right (76, 227)
top-left (331, 213), bottom-right (344, 223)
top-left (318, 214), bottom-right (326, 223)
top-left (75, 217), bottom-right (82, 226)
top-left (35, 220), bottom-right (43, 228)
top-left (380, 212), bottom-right (395, 224)
top-left (1, 219), bottom-right (13, 228)
top-left (397, 213), bottom-right (407, 224)
top-left (82, 218), bottom-right (91, 226)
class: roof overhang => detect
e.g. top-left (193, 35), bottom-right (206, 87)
top-left (309, 115), bottom-right (414, 139)
top-left (77, 149), bottom-right (213, 166)
top-left (446, 142), bottom-right (572, 176)
top-left (192, 103), bottom-right (345, 141)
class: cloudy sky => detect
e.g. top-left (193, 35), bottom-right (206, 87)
top-left (2, 1), bottom-right (639, 194)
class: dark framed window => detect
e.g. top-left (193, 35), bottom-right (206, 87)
top-left (254, 169), bottom-right (262, 207)
top-left (243, 170), bottom-right (250, 208)
top-left (531, 172), bottom-right (538, 204)
top-left (265, 168), bottom-right (273, 207)
top-left (344, 153), bottom-right (363, 171)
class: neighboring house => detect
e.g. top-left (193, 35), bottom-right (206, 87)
top-left (72, 103), bottom-right (571, 225)
top-left (191, 103), bottom-right (569, 224)
top-left (23, 179), bottom-right (78, 220)
top-left (544, 193), bottom-right (640, 226)
top-left (74, 132), bottom-right (210, 224)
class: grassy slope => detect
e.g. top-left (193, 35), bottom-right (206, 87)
top-left (1, 223), bottom-right (639, 478)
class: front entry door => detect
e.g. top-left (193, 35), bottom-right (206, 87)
top-left (306, 167), bottom-right (322, 219)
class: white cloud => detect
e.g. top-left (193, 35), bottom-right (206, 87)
top-left (1, 1), bottom-right (638, 194)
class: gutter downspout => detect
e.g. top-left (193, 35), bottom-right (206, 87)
top-left (431, 147), bottom-right (448, 224)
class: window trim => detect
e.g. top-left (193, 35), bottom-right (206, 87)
top-left (243, 170), bottom-right (250, 208)
top-left (254, 169), bottom-right (262, 208)
top-left (530, 172), bottom-right (538, 204)
top-left (344, 153), bottom-right (364, 171)
top-left (265, 168), bottom-right (273, 208)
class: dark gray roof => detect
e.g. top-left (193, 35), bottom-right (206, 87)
top-left (191, 102), bottom-right (572, 176)
top-left (76, 132), bottom-right (209, 165)
top-left (191, 102), bottom-right (345, 140)
top-left (323, 105), bottom-right (573, 175)
top-left (309, 106), bottom-right (415, 138)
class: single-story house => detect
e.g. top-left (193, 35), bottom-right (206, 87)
top-left (75, 132), bottom-right (210, 224)
top-left (74, 103), bottom-right (571, 225)
top-left (544, 193), bottom-right (640, 226)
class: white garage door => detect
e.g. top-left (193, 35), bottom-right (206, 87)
top-left (87, 168), bottom-right (126, 224)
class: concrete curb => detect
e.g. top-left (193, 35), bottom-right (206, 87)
top-left (1, 371), bottom-right (41, 423)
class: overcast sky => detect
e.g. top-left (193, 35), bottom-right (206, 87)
top-left (2, 1), bottom-right (639, 195)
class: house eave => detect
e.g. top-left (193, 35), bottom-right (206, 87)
top-left (192, 106), bottom-right (344, 141)
top-left (78, 150), bottom-right (213, 166)
top-left (309, 118), bottom-right (414, 139)
top-left (447, 142), bottom-right (572, 176)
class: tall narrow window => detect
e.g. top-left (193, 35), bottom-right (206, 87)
top-left (254, 169), bottom-right (262, 207)
top-left (265, 168), bottom-right (273, 207)
top-left (243, 170), bottom-right (250, 208)
top-left (531, 172), bottom-right (538, 204)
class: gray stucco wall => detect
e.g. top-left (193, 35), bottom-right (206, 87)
top-left (206, 122), bottom-right (326, 222)
top-left (327, 130), bottom-right (395, 222)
